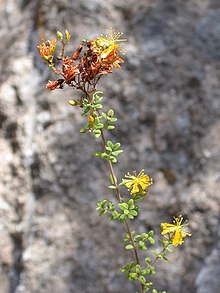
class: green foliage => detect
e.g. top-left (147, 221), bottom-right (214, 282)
top-left (93, 140), bottom-right (123, 163)
top-left (152, 289), bottom-right (166, 293)
top-left (96, 199), bottom-right (139, 222)
top-left (151, 238), bottom-right (173, 262)
top-left (96, 200), bottom-right (120, 220)
top-left (123, 230), bottom-right (155, 251)
top-left (117, 199), bottom-right (139, 222)
top-left (121, 261), bottom-right (156, 292)
top-left (80, 92), bottom-right (118, 138)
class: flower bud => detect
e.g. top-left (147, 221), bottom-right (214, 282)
top-left (68, 100), bottom-right (78, 106)
top-left (65, 30), bottom-right (71, 42)
top-left (96, 39), bottom-right (101, 47)
top-left (88, 116), bottom-right (94, 123)
top-left (56, 31), bottom-right (63, 40)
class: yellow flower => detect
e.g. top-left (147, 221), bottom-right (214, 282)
top-left (161, 215), bottom-right (191, 246)
top-left (97, 28), bottom-right (126, 59)
top-left (122, 169), bottom-right (153, 195)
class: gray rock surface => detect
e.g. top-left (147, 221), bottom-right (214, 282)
top-left (0, 0), bottom-right (220, 292)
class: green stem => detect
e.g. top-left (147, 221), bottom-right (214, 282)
top-left (153, 242), bottom-right (170, 264)
top-left (61, 40), bottom-right (66, 60)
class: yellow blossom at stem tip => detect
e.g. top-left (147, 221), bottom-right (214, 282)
top-left (97, 27), bottom-right (126, 59)
top-left (122, 169), bottom-right (153, 196)
top-left (161, 215), bottom-right (191, 247)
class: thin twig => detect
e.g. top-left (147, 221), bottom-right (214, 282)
top-left (100, 129), bottom-right (144, 293)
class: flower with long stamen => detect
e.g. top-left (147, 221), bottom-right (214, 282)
top-left (97, 28), bottom-right (126, 58)
top-left (161, 215), bottom-right (191, 246)
top-left (122, 169), bottom-right (153, 195)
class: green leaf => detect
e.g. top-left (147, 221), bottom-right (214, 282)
top-left (96, 123), bottom-right (104, 129)
top-left (148, 237), bottom-right (155, 245)
top-left (141, 233), bottom-right (148, 240)
top-left (129, 210), bottom-right (138, 216)
top-left (107, 201), bottom-right (114, 209)
top-left (80, 128), bottom-right (87, 133)
top-left (93, 129), bottom-right (101, 135)
top-left (93, 91), bottom-right (103, 102)
top-left (109, 117), bottom-right (117, 122)
top-left (128, 199), bottom-right (134, 206)
top-left (110, 173), bottom-right (117, 185)
top-left (119, 214), bottom-right (126, 222)
top-left (139, 276), bottom-right (146, 285)
top-left (81, 105), bottom-right (91, 115)
top-left (94, 117), bottom-right (100, 124)
top-left (105, 146), bottom-right (112, 151)
top-left (140, 245), bottom-right (147, 250)
top-left (86, 122), bottom-right (94, 128)
top-left (125, 244), bottom-right (134, 250)
top-left (92, 152), bottom-right (103, 157)
top-left (108, 109), bottom-right (114, 117)
top-left (112, 211), bottom-right (120, 218)
top-left (101, 112), bottom-right (107, 119)
top-left (128, 214), bottom-right (134, 219)
top-left (130, 272), bottom-right (137, 279)
top-left (99, 210), bottom-right (107, 216)
top-left (108, 185), bottom-right (116, 189)
top-left (107, 140), bottom-right (114, 148)
top-left (113, 142), bottom-right (121, 150)
top-left (101, 153), bottom-right (109, 159)
top-left (118, 203), bottom-right (128, 210)
top-left (145, 257), bottom-right (151, 262)
top-left (135, 264), bottom-right (141, 273)
top-left (110, 156), bottom-right (117, 163)
top-left (111, 150), bottom-right (123, 156)
top-left (94, 104), bottom-right (103, 109)
top-left (148, 230), bottom-right (154, 237)
top-left (107, 125), bottom-right (115, 130)
top-left (166, 247), bottom-right (173, 253)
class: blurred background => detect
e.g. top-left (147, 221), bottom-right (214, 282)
top-left (0, 0), bottom-right (220, 292)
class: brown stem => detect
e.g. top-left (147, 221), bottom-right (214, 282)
top-left (100, 129), bottom-right (144, 293)
top-left (84, 87), bottom-right (144, 292)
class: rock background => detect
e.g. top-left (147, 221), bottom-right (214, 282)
top-left (0, 0), bottom-right (220, 292)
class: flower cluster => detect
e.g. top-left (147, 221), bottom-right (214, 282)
top-left (161, 215), bottom-right (191, 246)
top-left (38, 29), bottom-right (126, 92)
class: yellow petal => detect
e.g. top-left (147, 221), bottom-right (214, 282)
top-left (131, 183), bottom-right (139, 194)
top-left (161, 223), bottom-right (176, 235)
top-left (172, 229), bottom-right (183, 246)
top-left (124, 181), bottom-right (134, 188)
